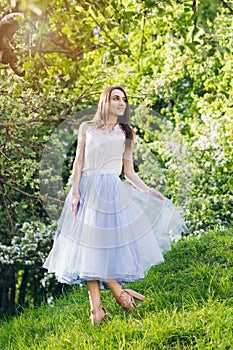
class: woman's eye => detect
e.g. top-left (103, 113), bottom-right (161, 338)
top-left (112, 97), bottom-right (126, 102)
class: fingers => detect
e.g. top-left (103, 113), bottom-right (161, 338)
top-left (71, 203), bottom-right (76, 216)
top-left (153, 191), bottom-right (165, 201)
top-left (158, 192), bottom-right (165, 199)
top-left (158, 193), bottom-right (165, 200)
top-left (71, 199), bottom-right (81, 216)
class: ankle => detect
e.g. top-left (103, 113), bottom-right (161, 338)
top-left (90, 304), bottom-right (108, 326)
top-left (91, 303), bottom-right (103, 314)
top-left (105, 281), bottom-right (122, 299)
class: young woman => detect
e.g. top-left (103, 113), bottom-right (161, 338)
top-left (43, 86), bottom-right (186, 326)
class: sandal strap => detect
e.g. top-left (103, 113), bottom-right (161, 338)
top-left (91, 304), bottom-right (106, 315)
top-left (116, 290), bottom-right (136, 311)
top-left (90, 304), bottom-right (108, 326)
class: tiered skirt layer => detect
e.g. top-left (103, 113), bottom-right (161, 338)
top-left (43, 172), bottom-right (186, 284)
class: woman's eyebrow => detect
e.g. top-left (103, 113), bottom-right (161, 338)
top-left (111, 94), bottom-right (126, 99)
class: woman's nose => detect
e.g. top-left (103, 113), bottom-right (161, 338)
top-left (119, 99), bottom-right (126, 105)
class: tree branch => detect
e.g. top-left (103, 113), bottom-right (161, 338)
top-left (138, 9), bottom-right (147, 71)
top-left (0, 117), bottom-right (67, 128)
top-left (192, 0), bottom-right (197, 41)
top-left (0, 177), bottom-right (63, 203)
top-left (80, 3), bottom-right (135, 61)
top-left (219, 0), bottom-right (233, 14)
top-left (0, 183), bottom-right (15, 234)
top-left (0, 92), bottom-right (99, 128)
top-left (0, 149), bottom-right (11, 161)
top-left (60, 90), bottom-right (99, 118)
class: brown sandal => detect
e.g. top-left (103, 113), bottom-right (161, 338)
top-left (116, 289), bottom-right (145, 312)
top-left (90, 304), bottom-right (108, 326)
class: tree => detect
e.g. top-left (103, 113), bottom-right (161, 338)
top-left (0, 0), bottom-right (232, 316)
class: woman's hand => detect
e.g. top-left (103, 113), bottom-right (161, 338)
top-left (148, 188), bottom-right (165, 201)
top-left (71, 193), bottom-right (81, 216)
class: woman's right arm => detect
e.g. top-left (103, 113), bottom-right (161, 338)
top-left (71, 122), bottom-right (87, 216)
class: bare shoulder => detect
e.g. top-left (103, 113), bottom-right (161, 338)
top-left (79, 121), bottom-right (89, 130)
top-left (78, 121), bottom-right (89, 136)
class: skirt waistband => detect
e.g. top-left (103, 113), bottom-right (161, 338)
top-left (82, 169), bottom-right (118, 176)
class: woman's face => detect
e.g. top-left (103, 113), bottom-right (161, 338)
top-left (108, 89), bottom-right (127, 118)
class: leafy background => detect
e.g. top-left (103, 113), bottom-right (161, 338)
top-left (0, 0), bottom-right (232, 317)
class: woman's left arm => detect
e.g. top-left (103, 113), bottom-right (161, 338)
top-left (123, 141), bottom-right (165, 200)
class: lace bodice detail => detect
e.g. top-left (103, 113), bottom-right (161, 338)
top-left (82, 124), bottom-right (126, 175)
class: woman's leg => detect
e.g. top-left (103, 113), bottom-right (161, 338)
top-left (105, 280), bottom-right (122, 299)
top-left (87, 280), bottom-right (101, 311)
top-left (87, 280), bottom-right (108, 325)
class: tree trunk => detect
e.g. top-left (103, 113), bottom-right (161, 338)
top-left (18, 267), bottom-right (29, 309)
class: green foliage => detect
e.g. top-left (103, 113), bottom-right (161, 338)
top-left (0, 225), bottom-right (233, 349)
top-left (0, 0), bottom-right (232, 316)
top-left (0, 221), bottom-right (56, 265)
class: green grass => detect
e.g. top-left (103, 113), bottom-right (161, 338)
top-left (1, 225), bottom-right (233, 349)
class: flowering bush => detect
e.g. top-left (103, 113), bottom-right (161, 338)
top-left (0, 221), bottom-right (57, 315)
top-left (0, 221), bottom-right (56, 265)
top-left (133, 105), bottom-right (232, 233)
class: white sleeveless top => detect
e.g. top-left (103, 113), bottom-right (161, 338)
top-left (82, 124), bottom-right (126, 176)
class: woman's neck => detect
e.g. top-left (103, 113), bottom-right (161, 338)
top-left (105, 121), bottom-right (117, 125)
top-left (105, 115), bottom-right (118, 124)
top-left (102, 118), bottom-right (118, 132)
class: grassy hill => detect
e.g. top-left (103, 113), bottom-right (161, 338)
top-left (0, 225), bottom-right (233, 349)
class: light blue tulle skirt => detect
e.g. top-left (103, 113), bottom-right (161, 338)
top-left (43, 171), bottom-right (186, 285)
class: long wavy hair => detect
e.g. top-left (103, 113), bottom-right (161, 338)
top-left (89, 86), bottom-right (134, 145)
